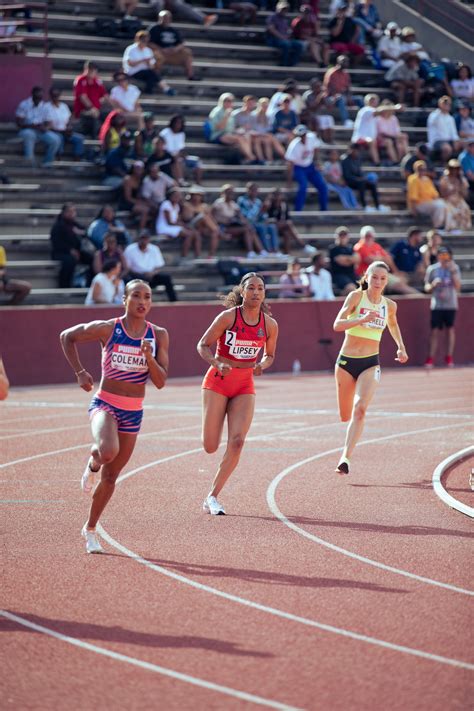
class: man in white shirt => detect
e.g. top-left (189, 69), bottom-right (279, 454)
top-left (285, 124), bottom-right (328, 211)
top-left (140, 163), bottom-right (175, 209)
top-left (109, 71), bottom-right (144, 130)
top-left (46, 87), bottom-right (85, 160)
top-left (15, 86), bottom-right (62, 166)
top-left (122, 30), bottom-right (174, 95)
top-left (124, 230), bottom-right (177, 301)
top-left (352, 93), bottom-right (402, 165)
top-left (301, 251), bottom-right (335, 300)
top-left (427, 96), bottom-right (462, 162)
top-left (377, 22), bottom-right (402, 69)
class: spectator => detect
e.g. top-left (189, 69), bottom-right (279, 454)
top-left (119, 160), bottom-right (152, 230)
top-left (285, 124), bottom-right (328, 211)
top-left (124, 230), bottom-right (177, 301)
top-left (328, 3), bottom-right (364, 64)
top-left (99, 111), bottom-right (128, 155)
top-left (134, 112), bottom-right (159, 159)
top-left (400, 142), bottom-right (435, 180)
top-left (85, 258), bottom-right (125, 305)
top-left (424, 246), bottom-right (461, 368)
top-left (322, 55), bottom-right (362, 127)
top-left (353, 0), bottom-right (382, 49)
top-left (427, 96), bottom-right (462, 162)
top-left (232, 95), bottom-right (266, 163)
top-left (211, 184), bottom-right (264, 258)
top-left (273, 95), bottom-right (299, 145)
top-left (46, 87), bottom-right (85, 161)
top-left (115, 0), bottom-right (139, 19)
top-left (87, 205), bottom-right (130, 249)
top-left (252, 97), bottom-right (287, 161)
top-left (148, 0), bottom-right (217, 27)
top-left (268, 79), bottom-right (305, 119)
top-left (385, 54), bottom-right (423, 107)
top-left (407, 160), bottom-right (447, 229)
top-left (92, 232), bottom-right (128, 276)
top-left (328, 226), bottom-right (360, 294)
top-left (323, 149), bottom-right (359, 209)
top-left (302, 251), bottom-right (335, 300)
top-left (140, 162), bottom-right (175, 212)
top-left (352, 94), bottom-right (402, 165)
top-left (15, 86), bottom-right (61, 167)
top-left (353, 225), bottom-right (416, 293)
top-left (455, 101), bottom-right (474, 143)
top-left (103, 130), bottom-right (133, 188)
top-left (399, 26), bottom-right (430, 62)
top-left (156, 187), bottom-right (201, 258)
top-left (237, 182), bottom-right (281, 255)
top-left (450, 64), bottom-right (474, 102)
top-left (375, 99), bottom-right (409, 163)
top-left (459, 139), bottom-right (474, 207)
top-left (73, 61), bottom-right (109, 138)
top-left (182, 185), bottom-right (221, 258)
top-left (267, 188), bottom-right (316, 255)
top-left (302, 77), bottom-right (335, 143)
top-left (377, 21), bottom-right (402, 70)
top-left (226, 1), bottom-right (257, 26)
top-left (266, 1), bottom-right (305, 67)
top-left (291, 4), bottom-right (329, 67)
top-left (50, 204), bottom-right (93, 288)
top-left (122, 30), bottom-right (174, 95)
top-left (341, 143), bottom-right (387, 212)
top-left (420, 229), bottom-right (443, 269)
top-left (439, 159), bottom-right (472, 233)
top-left (160, 114), bottom-right (203, 185)
top-left (208, 93), bottom-right (256, 163)
top-left (148, 10), bottom-right (197, 80)
top-left (279, 258), bottom-right (311, 298)
top-left (0, 246), bottom-right (31, 305)
top-left (109, 71), bottom-right (144, 130)
top-left (145, 135), bottom-right (175, 176)
top-left (390, 226), bottom-right (425, 287)
top-left (329, 0), bottom-right (355, 15)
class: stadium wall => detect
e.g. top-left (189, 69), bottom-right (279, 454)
top-left (1, 296), bottom-right (473, 386)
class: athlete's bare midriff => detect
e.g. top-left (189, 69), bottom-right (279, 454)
top-left (215, 356), bottom-right (257, 370)
top-left (339, 334), bottom-right (381, 358)
top-left (99, 376), bottom-right (146, 399)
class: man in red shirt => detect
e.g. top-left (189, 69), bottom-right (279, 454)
top-left (73, 61), bottom-right (109, 137)
top-left (291, 5), bottom-right (329, 66)
top-left (353, 225), bottom-right (416, 293)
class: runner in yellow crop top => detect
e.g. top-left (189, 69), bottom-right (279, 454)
top-left (332, 261), bottom-right (408, 475)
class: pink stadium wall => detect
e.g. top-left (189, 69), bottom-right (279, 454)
top-left (0, 56), bottom-right (52, 121)
top-left (1, 296), bottom-right (473, 386)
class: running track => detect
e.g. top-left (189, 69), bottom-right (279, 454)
top-left (1, 368), bottom-right (473, 710)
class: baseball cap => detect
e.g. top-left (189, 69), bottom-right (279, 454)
top-left (294, 124), bottom-right (308, 136)
top-left (386, 21), bottom-right (399, 31)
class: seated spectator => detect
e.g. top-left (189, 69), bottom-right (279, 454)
top-left (119, 160), bottom-right (151, 230)
top-left (148, 10), bottom-right (196, 80)
top-left (85, 258), bottom-right (125, 305)
top-left (237, 182), bottom-right (281, 255)
top-left (341, 143), bottom-right (388, 212)
top-left (92, 232), bottom-right (128, 276)
top-left (375, 99), bottom-right (408, 163)
top-left (399, 26), bottom-right (430, 62)
top-left (115, 0), bottom-right (139, 19)
top-left (252, 97), bottom-right (286, 161)
top-left (407, 160), bottom-right (447, 229)
top-left (390, 226), bottom-right (425, 288)
top-left (88, 205), bottom-right (130, 249)
top-left (208, 93), bottom-right (256, 163)
top-left (424, 246), bottom-right (461, 368)
top-left (211, 184), bottom-right (264, 258)
top-left (46, 87), bottom-right (85, 161)
top-left (328, 226), bottom-right (360, 294)
top-left (160, 114), bottom-right (203, 185)
top-left (73, 61), bottom-right (109, 138)
top-left (267, 188), bottom-right (316, 255)
top-left (15, 86), bottom-right (61, 167)
top-left (273, 95), bottom-right (299, 145)
top-left (302, 77), bottom-right (335, 143)
top-left (352, 94), bottom-right (402, 165)
top-left (266, 2), bottom-right (305, 67)
top-left (268, 78), bottom-right (305, 119)
top-left (439, 159), bottom-right (472, 233)
top-left (0, 246), bottom-right (31, 305)
top-left (148, 0), bottom-right (217, 27)
top-left (232, 95), bottom-right (266, 163)
top-left (109, 71), bottom-right (144, 130)
top-left (328, 3), bottom-right (364, 64)
top-left (140, 162), bottom-right (175, 212)
top-left (329, 0), bottom-right (355, 15)
top-left (285, 124), bottom-right (328, 211)
top-left (385, 55), bottom-right (423, 107)
top-left (291, 4), bottom-right (329, 67)
top-left (450, 64), bottom-right (474, 103)
top-left (279, 258), bottom-right (311, 298)
top-left (353, 225), bottom-right (417, 293)
top-left (99, 111), bottom-right (127, 155)
top-left (455, 101), bottom-right (474, 143)
top-left (181, 185), bottom-right (221, 258)
top-left (0, 8), bottom-right (22, 54)
top-left (427, 96), bottom-right (462, 162)
top-left (156, 187), bottom-right (201, 257)
top-left (145, 135), bottom-right (175, 176)
top-left (134, 112), bottom-right (159, 159)
top-left (323, 149), bottom-right (359, 209)
top-left (377, 21), bottom-right (401, 70)
top-left (400, 142), bottom-right (436, 180)
top-left (420, 229), bottom-right (443, 269)
top-left (353, 0), bottom-right (382, 49)
top-left (301, 251), bottom-right (335, 300)
top-left (124, 230), bottom-right (177, 301)
top-left (226, 1), bottom-right (257, 26)
top-left (103, 130), bottom-right (133, 188)
top-left (322, 55), bottom-right (362, 127)
top-left (122, 30), bottom-right (174, 95)
top-left (459, 139), bottom-right (474, 207)
top-left (50, 204), bottom-right (93, 288)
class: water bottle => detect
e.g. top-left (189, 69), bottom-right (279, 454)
top-left (292, 359), bottom-right (301, 376)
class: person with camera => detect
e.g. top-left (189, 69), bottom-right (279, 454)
top-left (424, 246), bottom-right (461, 368)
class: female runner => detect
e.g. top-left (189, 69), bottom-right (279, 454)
top-left (60, 279), bottom-right (169, 553)
top-left (197, 273), bottom-right (278, 514)
top-left (333, 261), bottom-right (408, 474)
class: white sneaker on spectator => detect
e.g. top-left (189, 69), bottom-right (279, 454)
top-left (378, 204), bottom-right (391, 213)
top-left (364, 206), bottom-right (377, 213)
top-left (344, 119), bottom-right (354, 128)
top-left (81, 457), bottom-right (100, 494)
top-left (203, 495), bottom-right (226, 515)
top-left (247, 250), bottom-right (257, 258)
top-left (81, 524), bottom-right (104, 554)
top-left (275, 251), bottom-right (286, 258)
top-left (260, 249), bottom-right (269, 256)
top-left (303, 244), bottom-right (317, 254)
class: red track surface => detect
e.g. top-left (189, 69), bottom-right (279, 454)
top-left (1, 368), bottom-right (473, 710)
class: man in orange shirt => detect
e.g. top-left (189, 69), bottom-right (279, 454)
top-left (407, 160), bottom-right (447, 228)
top-left (353, 225), bottom-right (417, 293)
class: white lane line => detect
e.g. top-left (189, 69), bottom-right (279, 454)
top-left (0, 499), bottom-right (66, 504)
top-left (97, 527), bottom-right (474, 671)
top-left (432, 447), bottom-right (474, 519)
top-left (0, 611), bottom-right (299, 711)
top-left (267, 422), bottom-right (473, 596)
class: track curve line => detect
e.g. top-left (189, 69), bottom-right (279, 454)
top-left (432, 446), bottom-right (474, 519)
top-left (266, 421), bottom-right (473, 596)
top-left (0, 611), bottom-right (300, 710)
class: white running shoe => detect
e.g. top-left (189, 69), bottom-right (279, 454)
top-left (246, 250), bottom-right (258, 258)
top-left (81, 524), bottom-right (104, 554)
top-left (344, 119), bottom-right (354, 128)
top-left (377, 204), bottom-right (391, 213)
top-left (81, 457), bottom-right (100, 494)
top-left (203, 495), bottom-right (226, 515)
top-left (303, 244), bottom-right (317, 255)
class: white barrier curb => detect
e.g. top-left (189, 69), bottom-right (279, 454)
top-left (432, 446), bottom-right (474, 518)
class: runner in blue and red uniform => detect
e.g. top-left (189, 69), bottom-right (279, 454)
top-left (60, 279), bottom-right (169, 553)
top-left (197, 273), bottom-right (279, 515)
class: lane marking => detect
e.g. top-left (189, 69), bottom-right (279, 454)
top-left (432, 447), bottom-right (474, 519)
top-left (0, 499), bottom-right (66, 504)
top-left (0, 611), bottom-right (299, 711)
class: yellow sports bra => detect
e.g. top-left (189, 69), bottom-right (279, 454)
top-left (346, 291), bottom-right (388, 342)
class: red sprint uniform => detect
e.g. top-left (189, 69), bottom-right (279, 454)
top-left (202, 307), bottom-right (267, 398)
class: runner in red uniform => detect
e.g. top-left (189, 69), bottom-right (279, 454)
top-left (197, 273), bottom-right (279, 515)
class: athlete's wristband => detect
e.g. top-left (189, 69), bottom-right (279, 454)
top-left (75, 369), bottom-right (86, 376)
